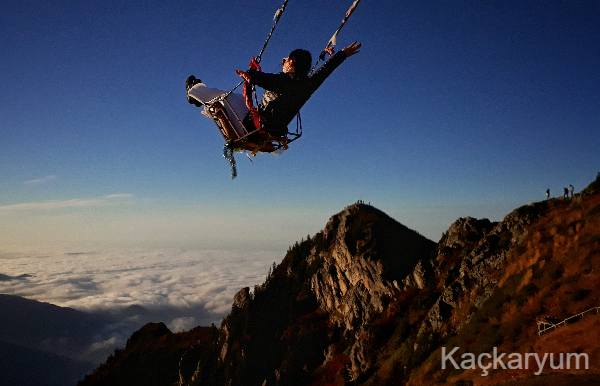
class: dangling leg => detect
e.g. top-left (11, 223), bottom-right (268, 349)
top-left (186, 80), bottom-right (251, 141)
top-left (242, 113), bottom-right (261, 141)
top-left (186, 78), bottom-right (231, 107)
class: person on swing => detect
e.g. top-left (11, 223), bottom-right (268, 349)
top-left (235, 41), bottom-right (362, 137)
top-left (186, 42), bottom-right (361, 142)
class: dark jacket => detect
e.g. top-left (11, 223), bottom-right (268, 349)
top-left (246, 51), bottom-right (348, 135)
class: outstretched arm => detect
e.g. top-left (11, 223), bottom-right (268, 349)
top-left (309, 41), bottom-right (362, 89)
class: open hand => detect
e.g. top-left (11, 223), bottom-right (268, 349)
top-left (235, 69), bottom-right (251, 83)
top-left (342, 42), bottom-right (361, 57)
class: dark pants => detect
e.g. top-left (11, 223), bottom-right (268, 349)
top-left (242, 113), bottom-right (287, 139)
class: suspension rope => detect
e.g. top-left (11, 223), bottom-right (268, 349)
top-left (217, 0), bottom-right (290, 103)
top-left (310, 0), bottom-right (362, 74)
top-left (256, 0), bottom-right (289, 65)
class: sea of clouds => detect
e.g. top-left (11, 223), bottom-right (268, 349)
top-left (0, 248), bottom-right (282, 364)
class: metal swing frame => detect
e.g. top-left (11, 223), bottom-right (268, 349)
top-left (200, 92), bottom-right (302, 155)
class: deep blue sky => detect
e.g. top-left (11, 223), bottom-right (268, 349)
top-left (1, 1), bottom-right (599, 250)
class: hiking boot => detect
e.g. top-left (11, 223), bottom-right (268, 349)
top-left (185, 75), bottom-right (202, 91)
top-left (186, 75), bottom-right (203, 107)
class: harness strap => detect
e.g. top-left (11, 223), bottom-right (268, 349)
top-left (243, 56), bottom-right (265, 131)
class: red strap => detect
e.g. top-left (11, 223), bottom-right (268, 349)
top-left (243, 56), bottom-right (265, 131)
top-left (248, 56), bottom-right (262, 72)
top-left (324, 45), bottom-right (335, 58)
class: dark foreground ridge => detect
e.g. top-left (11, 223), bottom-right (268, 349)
top-left (79, 174), bottom-right (600, 386)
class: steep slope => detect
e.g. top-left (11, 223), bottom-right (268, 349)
top-left (409, 183), bottom-right (600, 385)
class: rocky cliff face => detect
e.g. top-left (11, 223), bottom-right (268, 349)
top-left (78, 175), bottom-right (600, 386)
top-left (400, 180), bottom-right (600, 386)
top-left (309, 205), bottom-right (436, 379)
top-left (312, 205), bottom-right (434, 329)
top-left (415, 206), bottom-right (545, 340)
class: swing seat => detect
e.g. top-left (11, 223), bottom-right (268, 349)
top-left (188, 83), bottom-right (301, 155)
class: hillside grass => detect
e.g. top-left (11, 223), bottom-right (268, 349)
top-left (437, 191), bottom-right (600, 385)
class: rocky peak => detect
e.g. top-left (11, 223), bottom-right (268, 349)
top-left (232, 287), bottom-right (250, 309)
top-left (441, 216), bottom-right (496, 250)
top-left (312, 204), bottom-right (436, 329)
top-left (403, 216), bottom-right (497, 291)
top-left (309, 203), bottom-right (437, 380)
top-left (125, 322), bottom-right (171, 348)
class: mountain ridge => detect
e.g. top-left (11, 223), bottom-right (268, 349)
top-left (78, 174), bottom-right (600, 385)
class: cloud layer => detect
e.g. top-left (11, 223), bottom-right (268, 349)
top-left (0, 248), bottom-right (282, 363)
top-left (0, 248), bottom-right (279, 322)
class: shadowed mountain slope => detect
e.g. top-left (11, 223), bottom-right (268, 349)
top-left (0, 294), bottom-right (115, 386)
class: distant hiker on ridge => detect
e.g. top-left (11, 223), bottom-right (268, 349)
top-left (564, 187), bottom-right (569, 198)
top-left (570, 184), bottom-right (574, 198)
top-left (546, 189), bottom-right (550, 199)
